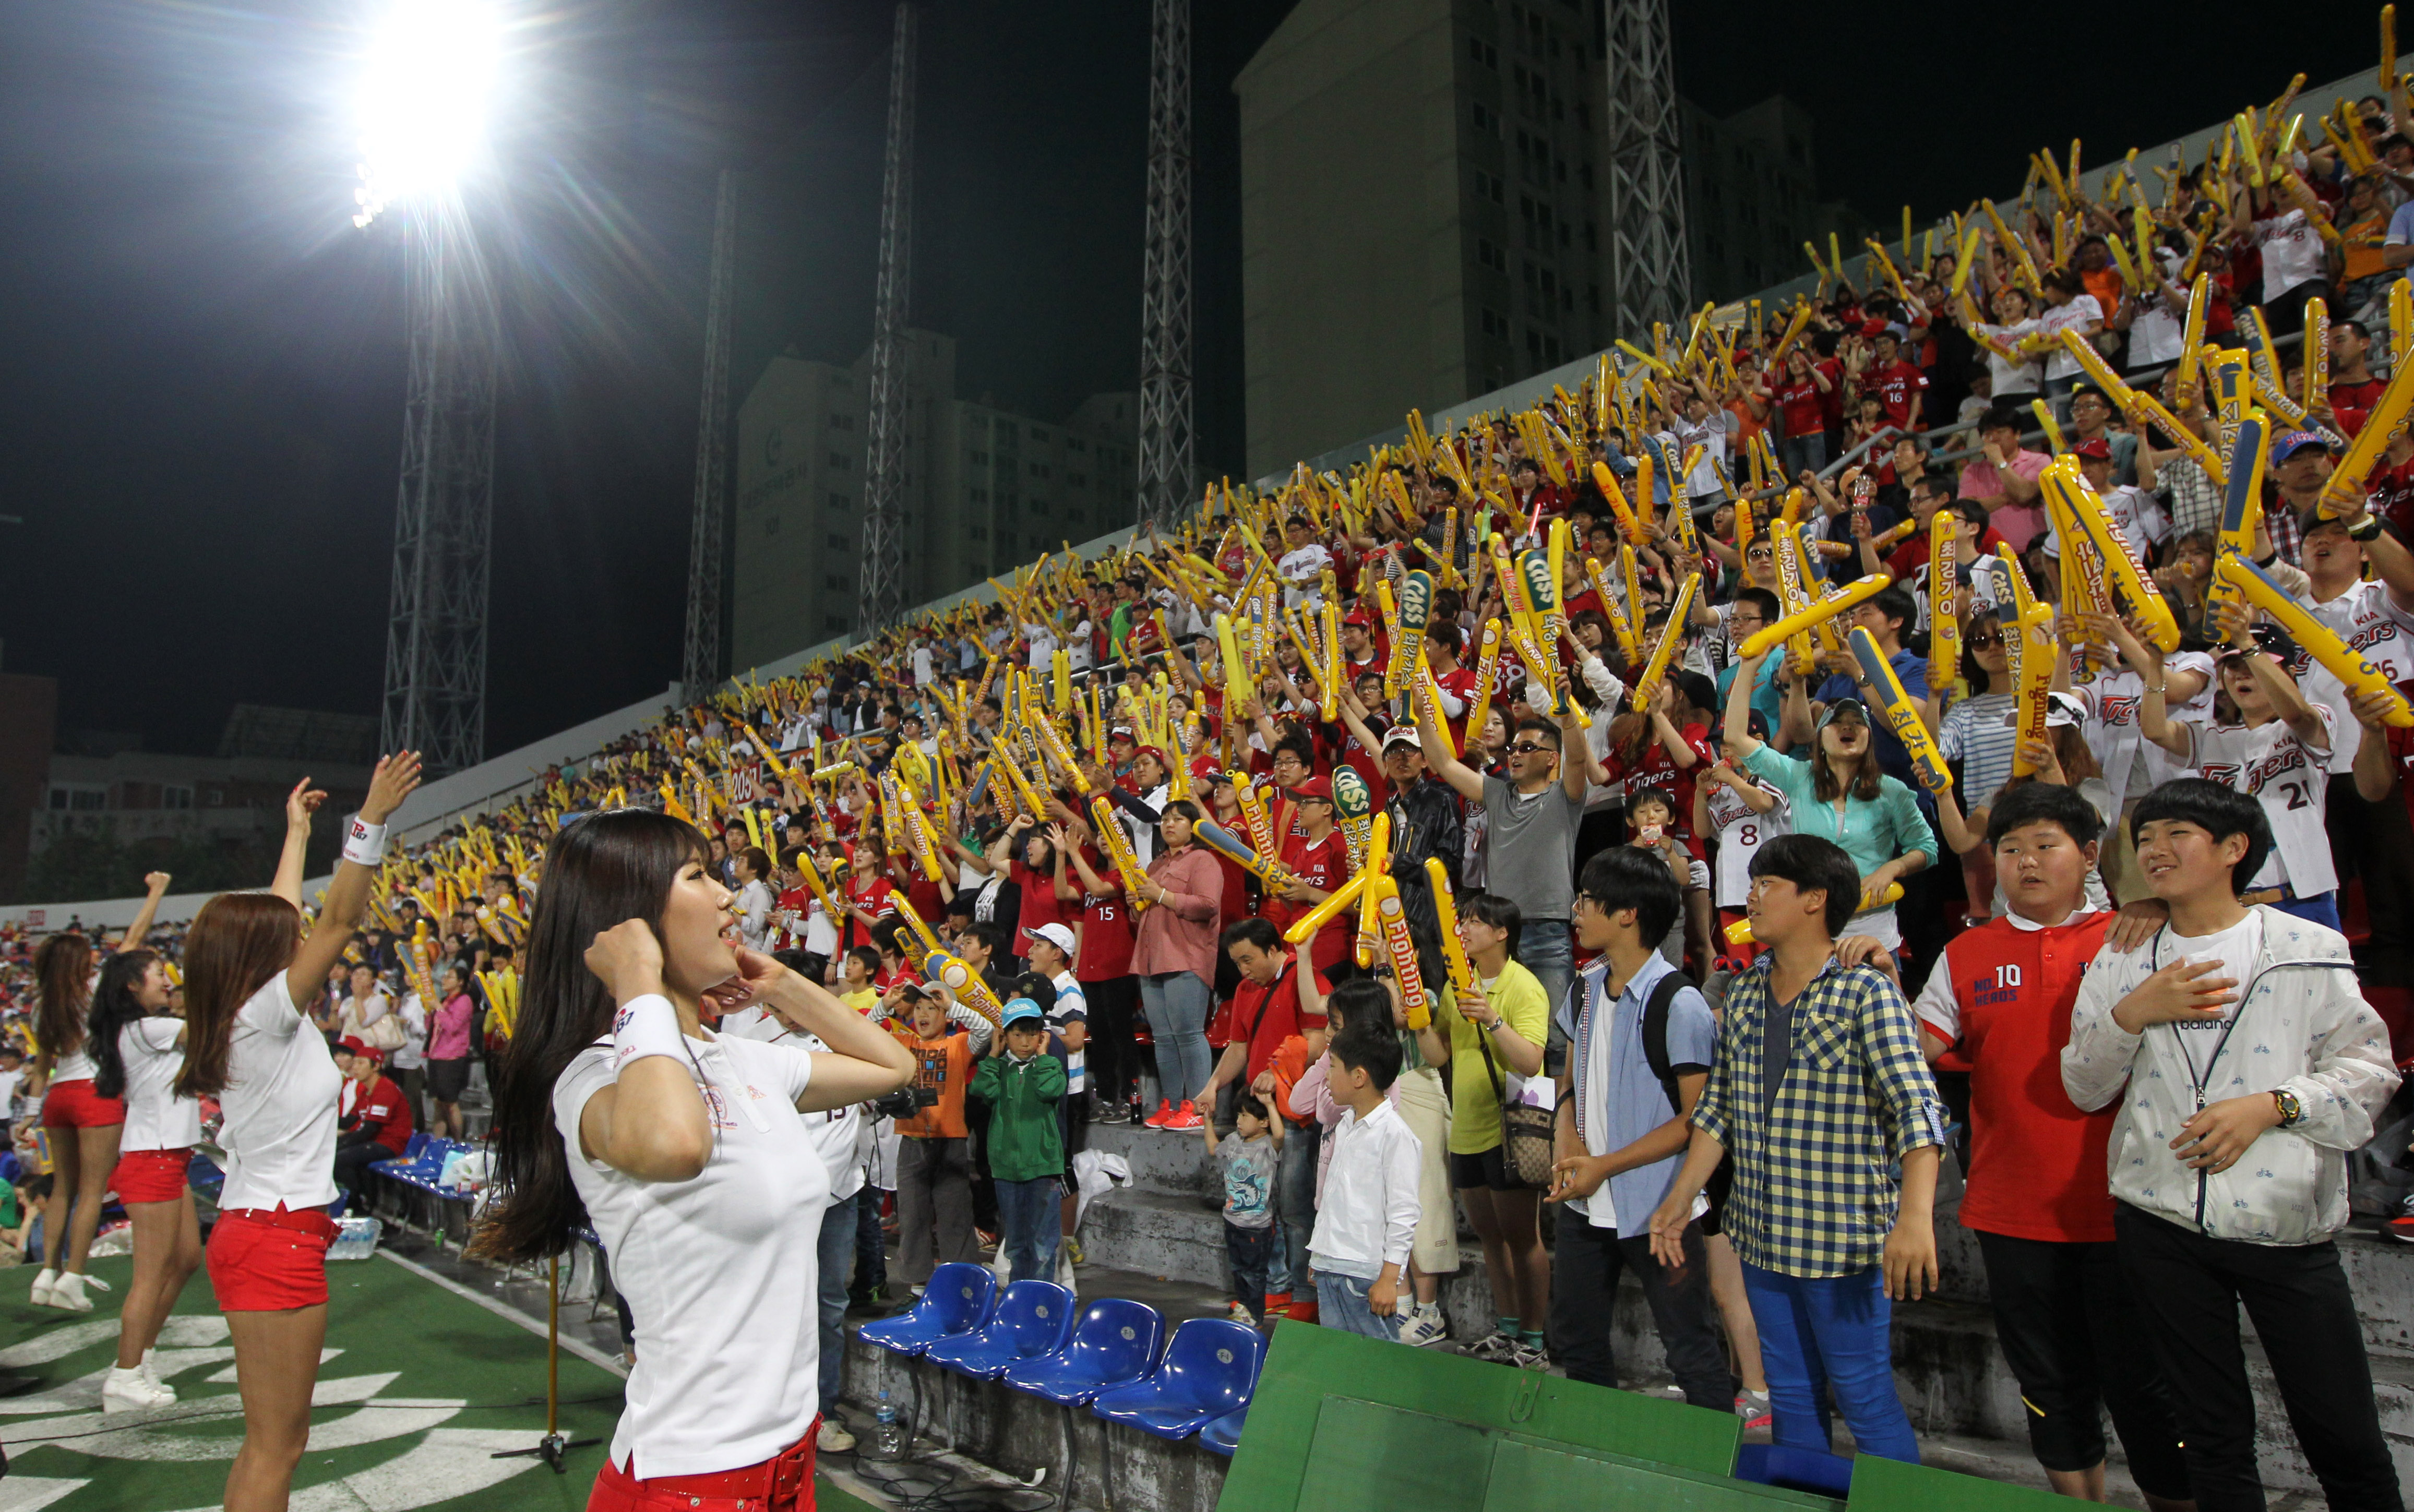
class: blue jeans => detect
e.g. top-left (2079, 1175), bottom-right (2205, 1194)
top-left (1517, 919), bottom-right (1574, 1027)
top-left (1275, 1121), bottom-right (1321, 1295)
top-left (1779, 434), bottom-right (1827, 478)
top-left (1316, 1271), bottom-right (1401, 1341)
top-left (853, 1186), bottom-right (888, 1296)
top-left (1227, 1221), bottom-right (1273, 1322)
top-left (817, 1192), bottom-right (856, 1414)
top-left (994, 1176), bottom-right (1060, 1285)
top-left (1139, 971), bottom-right (1214, 1105)
top-left (1743, 1262), bottom-right (1920, 1463)
top-left (2271, 889), bottom-right (2341, 932)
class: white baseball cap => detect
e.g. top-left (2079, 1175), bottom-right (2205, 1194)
top-left (1023, 922), bottom-right (1077, 957)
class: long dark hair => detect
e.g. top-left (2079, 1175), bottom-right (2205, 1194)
top-left (176, 893), bottom-right (303, 1098)
top-left (88, 950), bottom-right (160, 1101)
top-left (472, 810), bottom-right (709, 1264)
top-left (32, 932), bottom-right (94, 1067)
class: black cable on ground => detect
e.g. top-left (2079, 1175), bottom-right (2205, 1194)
top-left (2, 1393), bottom-right (623, 1448)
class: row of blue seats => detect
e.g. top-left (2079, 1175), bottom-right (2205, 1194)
top-left (368, 1131), bottom-right (481, 1198)
top-left (859, 1264), bottom-right (1261, 1457)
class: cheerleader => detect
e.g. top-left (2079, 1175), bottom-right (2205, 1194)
top-left (474, 809), bottom-right (913, 1510)
top-left (88, 947), bottom-right (201, 1411)
top-left (175, 755), bottom-right (422, 1512)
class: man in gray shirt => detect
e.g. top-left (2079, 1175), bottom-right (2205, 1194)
top-left (1415, 682), bottom-right (1595, 1019)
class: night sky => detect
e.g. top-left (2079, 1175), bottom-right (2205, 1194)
top-left (0, 0), bottom-right (2380, 760)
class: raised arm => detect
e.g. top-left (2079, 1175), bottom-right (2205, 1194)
top-left (270, 777), bottom-right (326, 909)
top-left (1722, 651), bottom-right (1767, 760)
top-left (1415, 677), bottom-right (1487, 801)
top-left (116, 870), bottom-right (172, 954)
top-left (284, 754), bottom-right (424, 1014)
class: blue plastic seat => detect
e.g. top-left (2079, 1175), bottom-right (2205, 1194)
top-left (402, 1130), bottom-right (432, 1162)
top-left (1090, 1318), bottom-right (1263, 1440)
top-left (1197, 1405), bottom-right (1247, 1456)
top-left (1000, 1298), bottom-right (1165, 1406)
top-left (857, 1263), bottom-right (996, 1358)
top-left (923, 1280), bottom-right (1075, 1379)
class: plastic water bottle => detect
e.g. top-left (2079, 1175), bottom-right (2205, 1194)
top-left (870, 1390), bottom-right (904, 1460)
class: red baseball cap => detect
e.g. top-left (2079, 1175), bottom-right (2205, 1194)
top-left (1290, 776), bottom-right (1334, 802)
top-left (337, 1036), bottom-right (381, 1064)
top-left (2071, 438), bottom-right (2112, 462)
top-left (1342, 606), bottom-right (1374, 628)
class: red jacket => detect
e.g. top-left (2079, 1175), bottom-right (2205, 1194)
top-left (348, 1074), bottom-right (415, 1157)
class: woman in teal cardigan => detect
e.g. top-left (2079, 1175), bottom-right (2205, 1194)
top-left (1723, 649), bottom-right (1937, 950)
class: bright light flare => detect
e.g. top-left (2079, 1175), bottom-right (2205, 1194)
top-left (351, 0), bottom-right (503, 228)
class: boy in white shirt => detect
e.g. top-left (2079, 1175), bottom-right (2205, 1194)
top-left (1307, 988), bottom-right (1421, 1342)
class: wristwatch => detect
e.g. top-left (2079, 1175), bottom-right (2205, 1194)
top-left (2272, 1087), bottom-right (2303, 1128)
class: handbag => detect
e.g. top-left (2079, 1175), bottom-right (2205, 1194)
top-left (1473, 1016), bottom-right (1553, 1191)
top-left (360, 1003), bottom-right (408, 1054)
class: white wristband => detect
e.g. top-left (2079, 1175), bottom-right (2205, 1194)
top-left (611, 993), bottom-right (685, 1074)
top-left (342, 818), bottom-right (388, 867)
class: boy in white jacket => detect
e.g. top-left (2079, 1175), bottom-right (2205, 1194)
top-left (2063, 778), bottom-right (2401, 1511)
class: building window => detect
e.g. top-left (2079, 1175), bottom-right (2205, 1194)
top-left (828, 533), bottom-right (850, 549)
top-left (825, 614), bottom-right (850, 631)
top-left (971, 487), bottom-right (988, 503)
top-left (1029, 462), bottom-right (1049, 478)
top-left (763, 515), bottom-right (780, 535)
top-left (1587, 283), bottom-right (1601, 314)
top-left (1069, 471), bottom-right (1088, 486)
top-left (828, 492), bottom-right (851, 510)
top-left (1480, 307), bottom-right (1509, 338)
top-left (1477, 238), bottom-right (1507, 272)
top-left (971, 525), bottom-right (988, 541)
top-left (163, 785), bottom-right (193, 810)
top-left (828, 413), bottom-right (854, 430)
top-left (1467, 36), bottom-right (1497, 68)
top-left (828, 452), bottom-right (849, 469)
top-left (970, 449), bottom-right (988, 463)
top-left (825, 573), bottom-right (850, 590)
top-left (1472, 101), bottom-right (1497, 136)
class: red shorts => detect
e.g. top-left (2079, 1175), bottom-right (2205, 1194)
top-left (111, 1147), bottom-right (194, 1204)
top-left (587, 1424), bottom-right (818, 1512)
top-left (208, 1207), bottom-right (336, 1311)
top-left (42, 1078), bottom-right (125, 1130)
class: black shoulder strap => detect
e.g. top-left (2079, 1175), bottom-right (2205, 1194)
top-left (1641, 969), bottom-right (1697, 1112)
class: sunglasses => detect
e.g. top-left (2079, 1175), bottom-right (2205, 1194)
top-left (1507, 741), bottom-right (1555, 755)
top-left (1966, 632), bottom-right (2004, 649)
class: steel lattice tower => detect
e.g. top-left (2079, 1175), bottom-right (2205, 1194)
top-left (1135, 0), bottom-right (1193, 529)
top-left (856, 2), bottom-right (917, 636)
top-left (1600, 0), bottom-right (1692, 339)
top-left (380, 200), bottom-right (498, 777)
top-left (683, 169), bottom-right (738, 698)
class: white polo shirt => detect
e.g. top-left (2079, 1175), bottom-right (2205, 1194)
top-left (218, 972), bottom-right (342, 1211)
top-left (119, 1017), bottom-right (203, 1152)
top-left (555, 1022), bottom-right (829, 1479)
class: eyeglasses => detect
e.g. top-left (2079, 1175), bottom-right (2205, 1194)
top-left (1966, 632), bottom-right (2004, 649)
top-left (1507, 741), bottom-right (1555, 755)
top-left (1572, 893), bottom-right (1606, 914)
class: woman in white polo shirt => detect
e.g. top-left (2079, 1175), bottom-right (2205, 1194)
top-left (472, 809), bottom-right (914, 1511)
top-left (88, 947), bottom-right (203, 1413)
top-left (174, 752), bottom-right (422, 1512)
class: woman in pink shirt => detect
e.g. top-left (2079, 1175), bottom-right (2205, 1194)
top-left (1127, 799), bottom-right (1223, 1130)
top-left (426, 964), bottom-right (476, 1138)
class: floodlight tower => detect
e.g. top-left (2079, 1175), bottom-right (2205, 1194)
top-left (856, 2), bottom-right (917, 637)
top-left (356, 0), bottom-right (504, 777)
top-left (1135, 0), bottom-right (1193, 529)
top-left (682, 170), bottom-right (738, 699)
top-left (1601, 0), bottom-right (1692, 338)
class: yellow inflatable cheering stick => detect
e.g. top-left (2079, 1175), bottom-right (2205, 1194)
top-left (1332, 764), bottom-right (1376, 873)
top-left (2213, 556), bottom-right (2414, 728)
top-left (1193, 814), bottom-right (1299, 895)
top-left (1425, 857), bottom-right (1478, 1009)
top-left (1737, 572), bottom-right (1891, 659)
top-left (922, 951), bottom-right (1006, 1028)
top-left (1353, 811), bottom-right (1394, 968)
top-left (2007, 602), bottom-right (2059, 776)
top-left (2045, 459), bottom-right (2181, 652)
top-left (2317, 347), bottom-right (2414, 520)
top-left (1849, 628), bottom-right (1952, 795)
top-left (2209, 413), bottom-right (2269, 615)
top-left (1462, 618), bottom-right (1503, 750)
top-left (1928, 509), bottom-right (1961, 685)
top-left (1087, 797), bottom-right (1152, 915)
top-left (1581, 556), bottom-right (1641, 663)
top-left (1386, 569), bottom-right (1436, 698)
top-left (891, 896), bottom-right (947, 962)
top-left (1630, 572), bottom-right (1701, 711)
top-left (1725, 885), bottom-right (1903, 945)
top-left (1282, 802), bottom-right (1375, 948)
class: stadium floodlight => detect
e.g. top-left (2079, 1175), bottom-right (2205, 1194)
top-left (351, 0), bottom-right (503, 228)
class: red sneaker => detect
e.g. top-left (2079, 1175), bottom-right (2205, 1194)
top-left (1262, 1290), bottom-right (1293, 1313)
top-left (1286, 1294), bottom-right (1318, 1324)
top-left (1163, 1100), bottom-right (1203, 1131)
top-left (1142, 1100), bottom-right (1175, 1129)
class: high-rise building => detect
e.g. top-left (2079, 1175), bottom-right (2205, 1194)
top-left (1679, 95), bottom-right (1865, 307)
top-left (729, 330), bottom-right (1137, 671)
top-left (1236, 0), bottom-right (1614, 478)
top-left (1235, 0), bottom-right (1861, 474)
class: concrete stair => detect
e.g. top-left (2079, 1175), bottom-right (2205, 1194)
top-left (1074, 1118), bottom-right (2414, 1501)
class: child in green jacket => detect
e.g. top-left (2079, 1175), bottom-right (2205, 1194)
top-left (972, 999), bottom-right (1067, 1282)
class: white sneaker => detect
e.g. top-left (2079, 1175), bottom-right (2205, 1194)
top-left (45, 1273), bottom-right (93, 1313)
top-left (817, 1418), bottom-right (857, 1453)
top-left (141, 1349), bottom-right (176, 1402)
top-left (1396, 1306), bottom-right (1450, 1349)
top-left (29, 1268), bottom-right (56, 1306)
top-left (1226, 1301), bottom-right (1257, 1326)
top-left (101, 1366), bottom-right (173, 1414)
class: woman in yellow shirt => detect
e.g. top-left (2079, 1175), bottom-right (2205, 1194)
top-left (1416, 892), bottom-right (1552, 1366)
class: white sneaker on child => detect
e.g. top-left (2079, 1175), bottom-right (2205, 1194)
top-left (1395, 1305), bottom-right (1449, 1348)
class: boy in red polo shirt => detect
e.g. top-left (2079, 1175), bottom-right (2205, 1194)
top-left (1891, 784), bottom-right (2190, 1511)
top-left (1270, 776), bottom-right (1350, 976)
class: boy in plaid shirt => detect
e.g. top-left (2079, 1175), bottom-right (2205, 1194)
top-left (1647, 834), bottom-right (1947, 1463)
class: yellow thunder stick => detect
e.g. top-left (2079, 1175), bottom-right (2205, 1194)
top-left (2213, 556), bottom-right (2414, 727)
top-left (1849, 628), bottom-right (1952, 795)
top-left (1213, 610), bottom-right (1248, 691)
top-left (1738, 573), bottom-right (1891, 658)
top-left (923, 951), bottom-right (1006, 1028)
top-left (2047, 459), bottom-right (2181, 651)
top-left (1426, 856), bottom-right (1478, 1007)
top-left (1086, 796), bottom-right (1152, 914)
top-left (2177, 274), bottom-right (2210, 399)
top-left (1370, 871), bottom-right (1435, 1031)
top-left (1771, 522), bottom-right (1820, 678)
top-left (2030, 398), bottom-right (2068, 457)
top-left (1929, 508), bottom-right (1962, 684)
top-left (2209, 413), bottom-right (2269, 616)
top-left (2007, 602), bottom-right (2058, 776)
top-left (1332, 764), bottom-right (1375, 873)
top-left (1631, 572), bottom-right (1701, 711)
top-left (1282, 867), bottom-right (1368, 946)
top-left (1582, 557), bottom-right (1641, 662)
top-left (891, 896), bottom-right (946, 962)
top-left (1463, 618), bottom-right (1503, 748)
top-left (1193, 814), bottom-right (1297, 895)
top-left (1355, 811), bottom-right (1393, 968)
top-left (1233, 775), bottom-right (1278, 858)
top-left (1725, 885), bottom-right (1903, 945)
top-left (1387, 570), bottom-right (1436, 698)
top-left (2318, 345), bottom-right (2414, 519)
